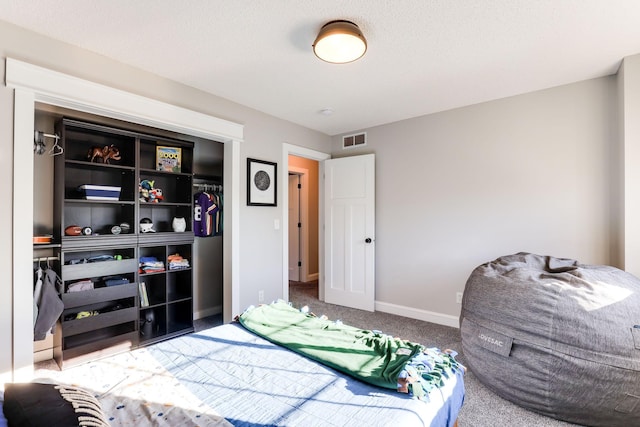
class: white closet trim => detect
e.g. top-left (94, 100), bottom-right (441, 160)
top-left (6, 58), bottom-right (243, 142)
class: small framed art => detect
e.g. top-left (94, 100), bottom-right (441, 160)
top-left (247, 158), bottom-right (277, 206)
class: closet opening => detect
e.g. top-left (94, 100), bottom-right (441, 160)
top-left (32, 104), bottom-right (225, 366)
top-left (9, 57), bottom-right (242, 381)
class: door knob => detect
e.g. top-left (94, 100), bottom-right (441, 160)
top-left (365, 238), bottom-right (372, 243)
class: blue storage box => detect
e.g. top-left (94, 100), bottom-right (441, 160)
top-left (79, 185), bottom-right (121, 200)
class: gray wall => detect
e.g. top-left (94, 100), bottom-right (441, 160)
top-left (332, 76), bottom-right (618, 317)
top-left (621, 55), bottom-right (640, 276)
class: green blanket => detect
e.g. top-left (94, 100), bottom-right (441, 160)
top-left (238, 301), bottom-right (460, 397)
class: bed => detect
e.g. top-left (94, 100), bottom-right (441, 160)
top-left (4, 303), bottom-right (465, 427)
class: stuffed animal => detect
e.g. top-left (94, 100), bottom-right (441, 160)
top-left (139, 179), bottom-right (163, 203)
top-left (87, 145), bottom-right (121, 164)
top-left (150, 188), bottom-right (163, 202)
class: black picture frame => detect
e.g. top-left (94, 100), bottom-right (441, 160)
top-left (247, 158), bottom-right (277, 206)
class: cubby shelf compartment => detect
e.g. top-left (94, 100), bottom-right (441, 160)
top-left (63, 259), bottom-right (137, 282)
top-left (61, 119), bottom-right (137, 168)
top-left (139, 171), bottom-right (193, 203)
top-left (139, 306), bottom-right (168, 343)
top-left (56, 283), bottom-right (138, 369)
top-left (62, 307), bottom-right (138, 338)
top-left (168, 300), bottom-right (194, 334)
top-left (55, 330), bottom-right (138, 369)
top-left (139, 203), bottom-right (193, 233)
top-left (64, 162), bottom-right (136, 201)
top-left (62, 281), bottom-right (137, 306)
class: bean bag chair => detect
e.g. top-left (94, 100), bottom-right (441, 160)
top-left (460, 252), bottom-right (640, 427)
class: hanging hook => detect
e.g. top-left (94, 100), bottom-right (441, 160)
top-left (49, 140), bottom-right (63, 156)
top-left (47, 135), bottom-right (63, 157)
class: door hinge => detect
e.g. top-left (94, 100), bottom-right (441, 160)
top-left (297, 183), bottom-right (301, 189)
top-left (298, 261), bottom-right (302, 267)
top-left (298, 222), bottom-right (301, 228)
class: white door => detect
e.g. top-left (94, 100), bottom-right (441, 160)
top-left (288, 174), bottom-right (301, 281)
top-left (324, 154), bottom-right (375, 311)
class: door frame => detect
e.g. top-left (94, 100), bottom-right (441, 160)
top-left (281, 144), bottom-right (330, 302)
top-left (7, 58), bottom-right (243, 381)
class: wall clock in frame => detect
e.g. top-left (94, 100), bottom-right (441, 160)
top-left (247, 157), bottom-right (277, 206)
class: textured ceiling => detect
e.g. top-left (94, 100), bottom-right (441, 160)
top-left (2, 0), bottom-right (640, 136)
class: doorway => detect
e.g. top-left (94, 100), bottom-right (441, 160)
top-left (281, 145), bottom-right (330, 302)
top-left (287, 156), bottom-right (319, 285)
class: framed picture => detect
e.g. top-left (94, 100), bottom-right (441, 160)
top-left (247, 158), bottom-right (277, 206)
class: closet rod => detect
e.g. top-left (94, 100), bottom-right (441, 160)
top-left (193, 183), bottom-right (223, 191)
top-left (33, 256), bottom-right (59, 263)
top-left (34, 130), bottom-right (60, 142)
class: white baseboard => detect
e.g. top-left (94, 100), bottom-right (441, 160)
top-left (307, 272), bottom-right (319, 281)
top-left (194, 305), bottom-right (223, 320)
top-left (375, 301), bottom-right (460, 329)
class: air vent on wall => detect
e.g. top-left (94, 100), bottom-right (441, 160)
top-left (342, 132), bottom-right (366, 149)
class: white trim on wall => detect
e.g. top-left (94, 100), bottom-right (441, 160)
top-left (7, 58), bottom-right (243, 380)
top-left (375, 301), bottom-right (460, 329)
top-left (6, 58), bottom-right (243, 142)
top-left (12, 89), bottom-right (36, 382)
top-left (281, 143), bottom-right (330, 302)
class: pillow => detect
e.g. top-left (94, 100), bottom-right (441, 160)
top-left (3, 383), bottom-right (109, 427)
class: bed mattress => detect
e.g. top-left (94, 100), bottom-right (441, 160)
top-left (148, 322), bottom-right (465, 427)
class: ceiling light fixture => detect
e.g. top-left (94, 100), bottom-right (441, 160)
top-left (313, 20), bottom-right (367, 64)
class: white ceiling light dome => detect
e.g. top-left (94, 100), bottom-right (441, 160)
top-left (313, 20), bottom-right (367, 64)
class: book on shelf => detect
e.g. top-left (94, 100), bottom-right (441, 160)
top-left (138, 281), bottom-right (149, 307)
top-left (156, 145), bottom-right (182, 173)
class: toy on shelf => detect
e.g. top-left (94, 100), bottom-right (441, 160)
top-left (87, 144), bottom-right (121, 164)
top-left (139, 179), bottom-right (163, 203)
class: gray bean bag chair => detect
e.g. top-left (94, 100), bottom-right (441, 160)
top-left (460, 252), bottom-right (640, 427)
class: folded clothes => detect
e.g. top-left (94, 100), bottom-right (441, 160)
top-left (168, 253), bottom-right (190, 270)
top-left (139, 255), bottom-right (165, 274)
top-left (140, 267), bottom-right (165, 273)
top-left (142, 261), bottom-right (164, 267)
top-left (68, 255), bottom-right (116, 265)
top-left (67, 279), bottom-right (94, 292)
top-left (169, 260), bottom-right (190, 270)
top-left (104, 277), bottom-right (130, 287)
